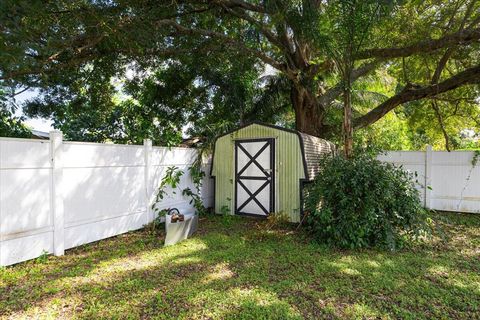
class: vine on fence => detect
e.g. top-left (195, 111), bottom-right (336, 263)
top-left (182, 158), bottom-right (207, 215)
top-left (151, 166), bottom-right (183, 218)
top-left (472, 150), bottom-right (480, 167)
top-left (151, 157), bottom-right (208, 228)
top-left (457, 150), bottom-right (480, 211)
top-left (149, 166), bottom-right (185, 233)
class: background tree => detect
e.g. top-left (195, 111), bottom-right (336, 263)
top-left (0, 89), bottom-right (31, 138)
top-left (313, 0), bottom-right (396, 156)
top-left (1, 0), bottom-right (479, 148)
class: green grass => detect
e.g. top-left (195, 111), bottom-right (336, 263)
top-left (1, 212), bottom-right (479, 319)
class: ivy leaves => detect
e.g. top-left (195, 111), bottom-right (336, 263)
top-left (151, 162), bottom-right (207, 218)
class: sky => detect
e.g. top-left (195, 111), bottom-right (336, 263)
top-left (14, 89), bottom-right (54, 132)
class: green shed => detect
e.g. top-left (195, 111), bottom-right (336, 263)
top-left (210, 122), bottom-right (335, 222)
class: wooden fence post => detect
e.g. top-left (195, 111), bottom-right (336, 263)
top-left (50, 130), bottom-right (65, 256)
top-left (144, 139), bottom-right (153, 224)
top-left (425, 145), bottom-right (433, 209)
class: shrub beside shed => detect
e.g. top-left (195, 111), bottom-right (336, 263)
top-left (210, 122), bottom-right (335, 222)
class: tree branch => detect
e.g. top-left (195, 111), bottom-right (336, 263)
top-left (431, 0), bottom-right (475, 83)
top-left (219, 5), bottom-right (285, 52)
top-left (354, 65), bottom-right (480, 129)
top-left (155, 19), bottom-right (287, 73)
top-left (428, 1), bottom-right (476, 151)
top-left (356, 27), bottom-right (480, 60)
top-left (0, 46), bottom-right (207, 81)
top-left (431, 101), bottom-right (452, 151)
top-left (319, 59), bottom-right (384, 106)
top-left (215, 0), bottom-right (267, 14)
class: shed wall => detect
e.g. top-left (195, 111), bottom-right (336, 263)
top-left (212, 124), bottom-right (306, 222)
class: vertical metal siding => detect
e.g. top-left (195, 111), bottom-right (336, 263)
top-left (211, 124), bottom-right (305, 222)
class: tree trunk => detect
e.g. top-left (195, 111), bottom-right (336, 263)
top-left (291, 85), bottom-right (326, 137)
top-left (431, 101), bottom-right (451, 151)
top-left (343, 85), bottom-right (353, 158)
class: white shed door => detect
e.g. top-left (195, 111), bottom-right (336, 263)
top-left (235, 139), bottom-right (275, 216)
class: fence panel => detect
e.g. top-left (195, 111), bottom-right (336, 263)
top-left (0, 138), bottom-right (54, 266)
top-left (380, 148), bottom-right (480, 213)
top-left (430, 151), bottom-right (480, 213)
top-left (0, 135), bottom-right (214, 266)
top-left (62, 142), bottom-right (147, 250)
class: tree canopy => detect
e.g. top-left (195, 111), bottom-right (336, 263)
top-left (0, 0), bottom-right (479, 149)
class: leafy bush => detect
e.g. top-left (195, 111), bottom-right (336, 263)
top-left (304, 153), bottom-right (430, 250)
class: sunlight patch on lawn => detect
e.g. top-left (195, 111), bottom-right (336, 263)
top-left (340, 267), bottom-right (362, 276)
top-left (364, 259), bottom-right (381, 268)
top-left (427, 265), bottom-right (449, 276)
top-left (202, 262), bottom-right (236, 284)
top-left (344, 303), bottom-right (385, 319)
top-left (91, 238), bottom-right (208, 273)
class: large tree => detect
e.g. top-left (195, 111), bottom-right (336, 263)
top-left (1, 0), bottom-right (479, 139)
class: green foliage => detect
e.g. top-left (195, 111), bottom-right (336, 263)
top-left (353, 113), bottom-right (415, 151)
top-left (0, 89), bottom-right (31, 138)
top-left (151, 161), bottom-right (208, 218)
top-left (181, 187), bottom-right (203, 212)
top-left (218, 212), bottom-right (236, 228)
top-left (472, 150), bottom-right (480, 167)
top-left (220, 204), bottom-right (230, 216)
top-left (305, 153), bottom-right (430, 250)
top-left (148, 208), bottom-right (168, 234)
top-left (35, 250), bottom-right (49, 264)
top-left (0, 109), bottom-right (31, 138)
top-left (181, 159), bottom-right (208, 215)
top-left (1, 0), bottom-right (479, 150)
top-left (188, 160), bottom-right (206, 191)
top-left (151, 166), bottom-right (183, 218)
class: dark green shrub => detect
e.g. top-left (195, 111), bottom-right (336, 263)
top-left (304, 153), bottom-right (430, 250)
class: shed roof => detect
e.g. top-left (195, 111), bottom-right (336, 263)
top-left (300, 133), bottom-right (336, 180)
top-left (212, 122), bottom-right (335, 181)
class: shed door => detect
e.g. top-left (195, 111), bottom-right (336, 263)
top-left (235, 139), bottom-right (275, 216)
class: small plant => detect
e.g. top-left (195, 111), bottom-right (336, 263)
top-left (36, 250), bottom-right (49, 264)
top-left (152, 208), bottom-right (168, 231)
top-left (472, 150), bottom-right (480, 167)
top-left (220, 212), bottom-right (236, 227)
top-left (182, 159), bottom-right (207, 215)
top-left (182, 188), bottom-right (205, 214)
top-left (220, 205), bottom-right (230, 215)
top-left (220, 198), bottom-right (231, 215)
top-left (151, 159), bottom-right (208, 222)
top-left (305, 153), bottom-right (430, 250)
top-left (189, 159), bottom-right (206, 190)
top-left (151, 166), bottom-right (183, 218)
top-left (217, 199), bottom-right (232, 227)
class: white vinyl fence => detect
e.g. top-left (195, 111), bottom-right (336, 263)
top-left (0, 132), bottom-right (213, 266)
top-left (378, 146), bottom-right (480, 214)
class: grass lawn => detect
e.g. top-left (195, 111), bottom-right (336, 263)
top-left (0, 212), bottom-right (479, 319)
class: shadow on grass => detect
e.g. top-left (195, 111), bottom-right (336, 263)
top-left (0, 213), bottom-right (479, 319)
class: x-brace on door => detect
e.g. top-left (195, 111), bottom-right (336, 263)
top-left (234, 139), bottom-right (275, 217)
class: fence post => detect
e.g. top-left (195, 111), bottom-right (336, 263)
top-left (425, 145), bottom-right (433, 209)
top-left (144, 139), bottom-right (153, 224)
top-left (50, 130), bottom-right (65, 256)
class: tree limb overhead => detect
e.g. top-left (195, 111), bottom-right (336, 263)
top-left (357, 27), bottom-right (480, 60)
top-left (354, 65), bottom-right (480, 129)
